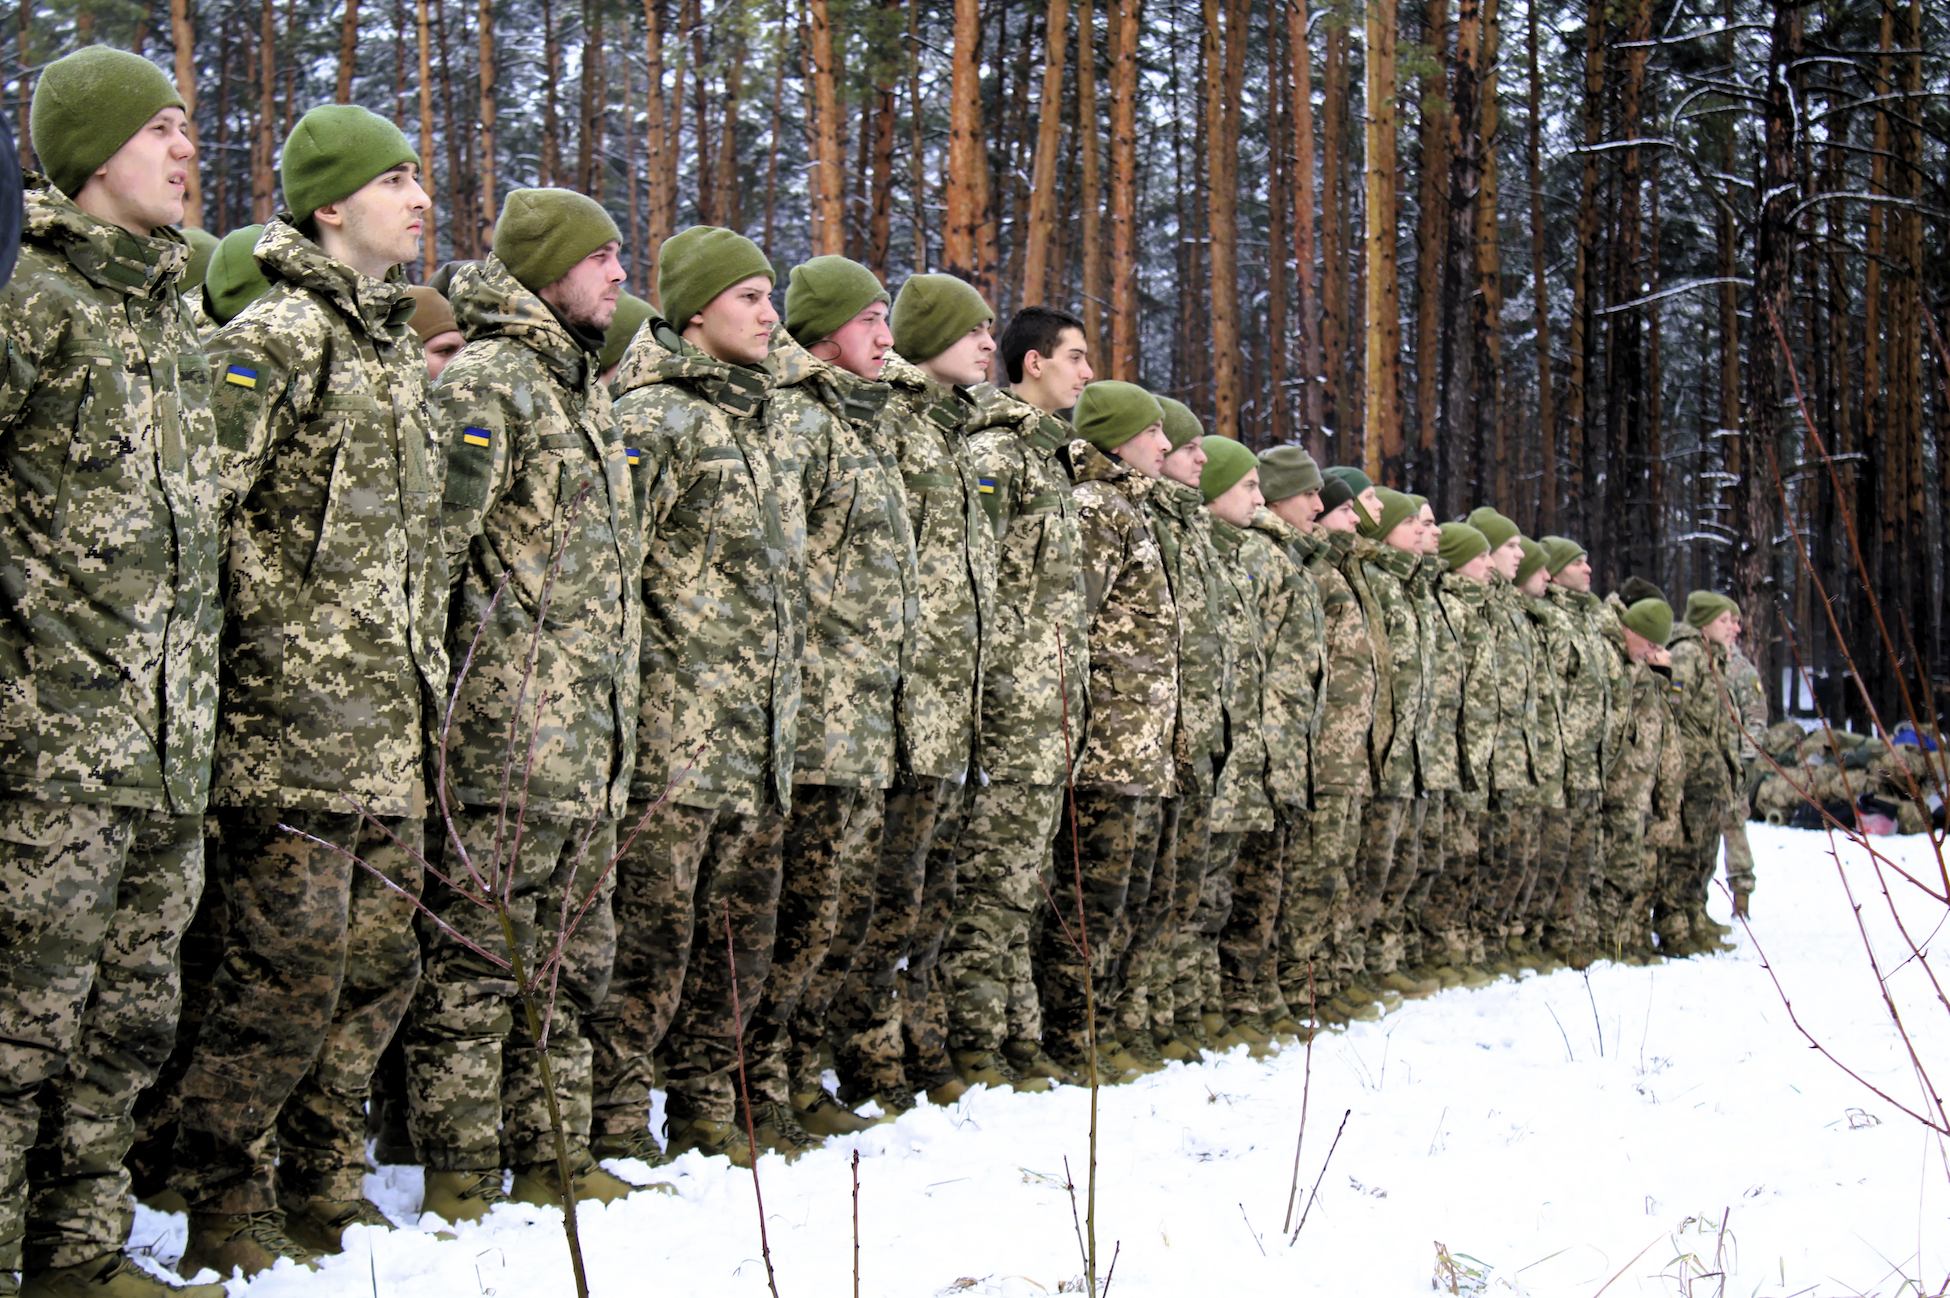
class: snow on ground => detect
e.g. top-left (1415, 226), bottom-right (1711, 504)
top-left (131, 824), bottom-right (1949, 1297)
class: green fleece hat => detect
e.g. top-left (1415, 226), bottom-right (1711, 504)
top-left (658, 225), bottom-right (773, 329)
top-left (1540, 534), bottom-right (1588, 577)
top-left (1684, 590), bottom-right (1740, 629)
top-left (1158, 397), bottom-right (1204, 451)
top-left (1622, 597), bottom-right (1675, 647)
top-left (1074, 381), bottom-right (1164, 452)
top-left (30, 46), bottom-right (186, 203)
top-left (280, 104), bottom-right (418, 224)
top-left (204, 224), bottom-right (269, 327)
top-left (891, 273), bottom-right (993, 363)
top-left (1324, 466), bottom-right (1376, 528)
top-left (1318, 473), bottom-right (1356, 516)
top-left (1199, 435), bottom-right (1257, 504)
top-left (492, 188), bottom-right (622, 294)
top-left (404, 285), bottom-right (456, 343)
top-left (784, 255), bottom-right (889, 346)
top-left (1438, 522), bottom-right (1490, 572)
top-left (599, 292), bottom-right (654, 372)
top-left (1257, 444), bottom-right (1323, 502)
top-left (180, 227), bottom-right (219, 288)
top-left (1466, 506), bottom-right (1520, 552)
top-left (1618, 575), bottom-right (1667, 606)
top-left (1359, 486), bottom-right (1420, 543)
top-left (1515, 537), bottom-right (1549, 586)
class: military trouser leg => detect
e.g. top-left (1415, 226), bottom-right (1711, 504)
top-left (901, 784), bottom-right (970, 1090)
top-left (776, 788), bottom-right (886, 1103)
top-left (171, 809), bottom-right (420, 1215)
top-left (1658, 794), bottom-right (1726, 948)
top-left (1039, 790), bottom-right (1158, 1058)
top-left (1402, 791), bottom-right (1447, 969)
top-left (1483, 803), bottom-right (1540, 941)
top-left (1313, 792), bottom-right (1367, 998)
top-left (1097, 800), bottom-right (1164, 1018)
top-left (1547, 791), bottom-right (1603, 955)
top-left (1107, 795), bottom-right (1174, 1037)
top-left (1176, 829), bottom-right (1242, 1024)
top-left (1596, 808), bottom-right (1651, 957)
top-left (1421, 799), bottom-right (1483, 966)
top-left (939, 782), bottom-right (1064, 1053)
top-left (1274, 806), bottom-right (1339, 1014)
top-left (1531, 804), bottom-right (1572, 947)
top-left (1346, 796), bottom-right (1409, 978)
top-left (1371, 797), bottom-right (1428, 975)
top-left (0, 802), bottom-right (201, 1279)
top-left (1124, 793), bottom-right (1206, 1038)
top-left (1219, 823), bottom-right (1288, 1019)
top-left (1721, 807), bottom-right (1756, 899)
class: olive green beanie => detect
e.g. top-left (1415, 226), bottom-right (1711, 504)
top-left (1257, 444), bottom-right (1324, 502)
top-left (1074, 381), bottom-right (1164, 452)
top-left (491, 187), bottom-right (622, 294)
top-left (1618, 575), bottom-right (1667, 606)
top-left (1540, 534), bottom-right (1588, 577)
top-left (31, 47), bottom-right (186, 203)
top-left (784, 255), bottom-right (888, 347)
top-left (204, 224), bottom-right (269, 326)
top-left (404, 285), bottom-right (456, 344)
top-left (1622, 597), bottom-right (1676, 647)
top-left (1318, 474), bottom-right (1356, 516)
top-left (599, 292), bottom-right (654, 372)
top-left (180, 227), bottom-right (219, 289)
top-left (1438, 522), bottom-right (1490, 572)
top-left (280, 105), bottom-right (418, 224)
top-left (659, 225), bottom-right (773, 329)
top-left (1466, 506), bottom-right (1520, 552)
top-left (1323, 465), bottom-right (1376, 528)
top-left (1359, 486), bottom-right (1420, 543)
top-left (1684, 590), bottom-right (1740, 629)
top-left (1515, 537), bottom-right (1549, 586)
top-left (1158, 397), bottom-right (1204, 451)
top-left (891, 273), bottom-right (993, 363)
top-left (1199, 435), bottom-right (1257, 504)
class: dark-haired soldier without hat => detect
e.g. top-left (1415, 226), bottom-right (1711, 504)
top-left (0, 46), bottom-right (227, 1298)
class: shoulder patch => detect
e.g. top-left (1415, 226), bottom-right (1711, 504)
top-left (461, 426), bottom-right (493, 448)
top-left (444, 423), bottom-right (498, 511)
top-left (224, 364), bottom-right (259, 389)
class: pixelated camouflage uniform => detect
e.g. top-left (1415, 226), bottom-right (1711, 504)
top-left (830, 355), bottom-right (995, 1098)
top-left (1350, 542), bottom-right (1430, 977)
top-left (1402, 557), bottom-right (1462, 970)
top-left (1662, 621), bottom-right (1740, 945)
top-left (402, 255), bottom-right (641, 1172)
top-left (938, 387), bottom-right (1088, 1053)
top-left (1720, 646), bottom-right (1766, 898)
top-left (1515, 595), bottom-right (1567, 951)
top-left (1593, 596), bottom-right (1684, 956)
top-left (0, 180), bottom-right (221, 1278)
top-left (1533, 585), bottom-right (1615, 954)
top-left (1427, 574), bottom-right (1497, 964)
top-left (1478, 580), bottom-right (1541, 944)
top-left (588, 316), bottom-right (800, 1134)
top-left (171, 217), bottom-right (449, 1216)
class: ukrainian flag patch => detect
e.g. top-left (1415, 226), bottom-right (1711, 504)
top-left (626, 448), bottom-right (641, 466)
top-left (978, 477), bottom-right (996, 495)
top-left (462, 426), bottom-right (492, 449)
top-left (224, 365), bottom-right (258, 389)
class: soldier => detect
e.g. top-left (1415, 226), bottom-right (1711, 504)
top-left (742, 257), bottom-right (917, 1153)
top-left (1595, 594), bottom-right (1684, 961)
top-left (828, 274), bottom-right (997, 1111)
top-left (1722, 628), bottom-right (1766, 917)
top-left (404, 188), bottom-right (642, 1218)
top-left (1400, 498), bottom-right (1461, 986)
top-left (1, 48), bottom-right (225, 1298)
top-left (192, 223), bottom-right (268, 334)
top-left (1663, 591), bottom-right (1744, 954)
top-left (1508, 538), bottom-right (1567, 965)
top-left (937, 305), bottom-right (1090, 1092)
top-left (1465, 509), bottom-right (1538, 973)
top-left (170, 105), bottom-right (449, 1275)
top-left (598, 292), bottom-right (653, 389)
top-left (1426, 525), bottom-right (1498, 983)
top-left (404, 284), bottom-right (464, 380)
top-left (586, 226), bottom-right (796, 1169)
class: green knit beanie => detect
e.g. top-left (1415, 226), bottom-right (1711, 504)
top-left (1074, 380), bottom-right (1164, 452)
top-left (1618, 575), bottom-right (1667, 606)
top-left (659, 225), bottom-right (774, 329)
top-left (891, 273), bottom-right (992, 363)
top-left (1622, 597), bottom-right (1676, 647)
top-left (1318, 474), bottom-right (1356, 516)
top-left (30, 47), bottom-right (186, 202)
top-left (1199, 435), bottom-right (1257, 504)
top-left (491, 187), bottom-right (622, 294)
top-left (1324, 466), bottom-right (1376, 528)
top-left (280, 105), bottom-right (418, 224)
top-left (1257, 444), bottom-right (1323, 502)
top-left (1684, 590), bottom-right (1740, 629)
top-left (1438, 522), bottom-right (1490, 572)
top-left (180, 227), bottom-right (219, 289)
top-left (1466, 506), bottom-right (1520, 552)
top-left (599, 292), bottom-right (654, 372)
top-left (1158, 397), bottom-right (1204, 451)
top-left (784, 255), bottom-right (888, 347)
top-left (1359, 486), bottom-right (1420, 543)
top-left (204, 224), bottom-right (269, 327)
top-left (1540, 534), bottom-right (1588, 577)
top-left (1515, 537), bottom-right (1549, 586)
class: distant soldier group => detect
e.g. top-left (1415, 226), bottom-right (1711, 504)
top-left (8, 44), bottom-right (1938, 1298)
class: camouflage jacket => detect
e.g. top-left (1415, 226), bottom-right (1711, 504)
top-left (767, 331), bottom-right (917, 790)
top-left (1069, 444), bottom-right (1177, 794)
top-left (1362, 543), bottom-right (1432, 799)
top-left (1307, 530), bottom-right (1385, 799)
top-left (614, 318), bottom-right (802, 815)
top-left (1536, 586), bottom-right (1613, 797)
top-left (1207, 517), bottom-right (1272, 831)
top-left (1519, 593), bottom-right (1567, 807)
top-left (879, 354), bottom-right (995, 783)
top-left (1483, 580), bottom-right (1539, 804)
top-left (1148, 479), bottom-right (1225, 798)
top-left (0, 179), bottom-right (221, 813)
top-left (1667, 622), bottom-right (1740, 799)
top-left (432, 256), bottom-right (642, 820)
top-left (1436, 575), bottom-right (1498, 808)
top-left (965, 385), bottom-right (1089, 785)
top-left (1417, 559), bottom-right (1463, 795)
top-left (1598, 604), bottom-right (1684, 844)
top-left (206, 218), bottom-right (449, 816)
top-left (1727, 646), bottom-right (1767, 762)
top-left (1239, 511), bottom-right (1325, 812)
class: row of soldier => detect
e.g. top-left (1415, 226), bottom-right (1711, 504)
top-left (0, 49), bottom-right (1768, 1298)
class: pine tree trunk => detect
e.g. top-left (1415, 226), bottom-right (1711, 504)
top-left (1318, 10), bottom-right (1346, 437)
top-left (643, 0), bottom-right (670, 301)
top-left (170, 0), bottom-right (203, 227)
top-left (1525, 0), bottom-right (1552, 531)
top-left (1603, 0), bottom-right (1648, 577)
top-left (1107, 0), bottom-right (1141, 380)
top-left (1471, 0), bottom-right (1503, 509)
top-left (337, 0), bottom-right (360, 101)
top-left (1287, 0), bottom-right (1321, 449)
top-left (254, 0), bottom-right (276, 224)
top-left (763, 23), bottom-right (787, 255)
top-left (415, 0), bottom-right (435, 274)
top-left (394, 0), bottom-right (407, 125)
top-left (1020, 0), bottom-right (1069, 306)
top-left (1413, 0), bottom-right (1449, 466)
top-left (719, 23), bottom-right (744, 231)
top-left (868, 0), bottom-right (900, 277)
top-left (1204, 0), bottom-right (1247, 437)
top-left (541, 0), bottom-right (560, 186)
top-left (809, 0), bottom-right (846, 255)
top-left (1265, 17), bottom-right (1288, 447)
top-left (1362, 0), bottom-right (1399, 479)
top-left (1565, 0), bottom-right (1603, 534)
top-left (944, 0), bottom-right (994, 299)
top-left (909, 0), bottom-right (929, 273)
top-left (477, 0), bottom-right (496, 242)
top-left (1077, 0), bottom-right (1103, 359)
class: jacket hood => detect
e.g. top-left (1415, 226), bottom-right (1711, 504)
top-left (609, 310), bottom-right (770, 411)
top-left (23, 174), bottom-right (188, 303)
top-left (254, 216), bottom-right (415, 339)
top-left (1070, 437), bottom-right (1153, 494)
top-left (449, 255), bottom-right (595, 393)
top-left (766, 323), bottom-right (891, 419)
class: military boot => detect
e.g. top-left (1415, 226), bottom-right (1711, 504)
top-left (420, 1170), bottom-right (510, 1225)
top-left (1107, 1030), bottom-right (1168, 1075)
top-left (1168, 1015), bottom-right (1212, 1060)
top-left (1211, 1015), bottom-right (1276, 1058)
top-left (1321, 993), bottom-right (1383, 1023)
top-left (924, 1075), bottom-right (969, 1105)
top-left (663, 1116), bottom-right (754, 1168)
top-left (511, 1154), bottom-right (640, 1206)
top-left (1418, 964), bottom-right (1466, 989)
top-left (282, 1196), bottom-right (391, 1253)
top-left (1001, 1039), bottom-right (1071, 1090)
top-left (851, 1084), bottom-right (915, 1120)
top-left (180, 1213), bottom-right (320, 1280)
top-left (747, 1101), bottom-right (823, 1162)
top-left (20, 1255), bottom-right (228, 1298)
top-left (1264, 1012), bottom-right (1310, 1043)
top-left (1454, 966), bottom-right (1498, 989)
top-left (794, 1090), bottom-right (876, 1136)
top-left (952, 1046), bottom-right (1033, 1093)
top-left (1348, 979), bottom-right (1404, 1011)
top-left (591, 1127), bottom-right (670, 1166)
top-left (1377, 970), bottom-right (1441, 999)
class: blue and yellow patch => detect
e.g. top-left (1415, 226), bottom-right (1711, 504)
top-left (461, 427), bottom-right (492, 449)
top-left (223, 365), bottom-right (258, 389)
top-left (978, 477), bottom-right (996, 495)
top-left (626, 448), bottom-right (641, 466)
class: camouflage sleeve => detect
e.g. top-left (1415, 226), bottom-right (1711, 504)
top-left (0, 300), bottom-right (55, 430)
top-left (205, 301), bottom-right (323, 515)
top-left (967, 430), bottom-right (1021, 537)
top-left (614, 390), bottom-right (687, 538)
top-left (430, 368), bottom-right (520, 588)
top-left (1074, 485), bottom-right (1129, 621)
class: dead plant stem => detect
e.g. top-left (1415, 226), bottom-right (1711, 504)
top-left (724, 899), bottom-right (781, 1298)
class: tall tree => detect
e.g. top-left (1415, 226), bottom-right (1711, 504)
top-left (1362, 0), bottom-right (1399, 479)
top-left (254, 0), bottom-right (276, 222)
top-left (1077, 0), bottom-right (1104, 359)
top-left (1107, 0), bottom-right (1140, 379)
top-left (944, 0), bottom-right (995, 298)
top-left (337, 0), bottom-right (361, 101)
top-left (477, 0), bottom-right (495, 241)
top-left (415, 0), bottom-right (435, 275)
top-left (1019, 0), bottom-right (1069, 305)
top-left (808, 0), bottom-right (845, 254)
top-left (1203, 0), bottom-right (1248, 436)
top-left (642, 0), bottom-right (671, 298)
top-left (1525, 0), bottom-right (1552, 530)
top-left (171, 0), bottom-right (203, 227)
top-left (1286, 0), bottom-right (1321, 449)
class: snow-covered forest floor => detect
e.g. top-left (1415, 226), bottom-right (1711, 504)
top-left (133, 824), bottom-right (1949, 1297)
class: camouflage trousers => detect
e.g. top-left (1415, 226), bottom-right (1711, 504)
top-left (1536, 791), bottom-right (1603, 956)
top-left (1343, 796), bottom-right (1411, 978)
top-left (1169, 830), bottom-right (1242, 1027)
top-left (1038, 790), bottom-right (1162, 1059)
top-left (1401, 792), bottom-right (1448, 970)
top-left (404, 813), bottom-right (616, 1171)
top-left (830, 777), bottom-right (970, 1099)
top-left (1593, 807), bottom-right (1653, 957)
top-left (1113, 794), bottom-right (1204, 1039)
top-left (1219, 822), bottom-right (1290, 1020)
top-left (1722, 807), bottom-right (1756, 898)
top-left (1273, 806), bottom-right (1342, 1016)
top-left (747, 785), bottom-right (884, 1109)
top-left (1368, 797), bottom-right (1430, 976)
top-left (1, 801), bottom-right (201, 1278)
top-left (125, 871), bottom-right (225, 1201)
top-left (1478, 803), bottom-right (1542, 942)
top-left (171, 809), bottom-right (421, 1214)
top-left (939, 782), bottom-right (1064, 1053)
top-left (587, 800), bottom-right (784, 1132)
top-left (1656, 792), bottom-right (1729, 947)
top-left (1419, 799), bottom-right (1486, 966)
top-left (1313, 791), bottom-right (1368, 995)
